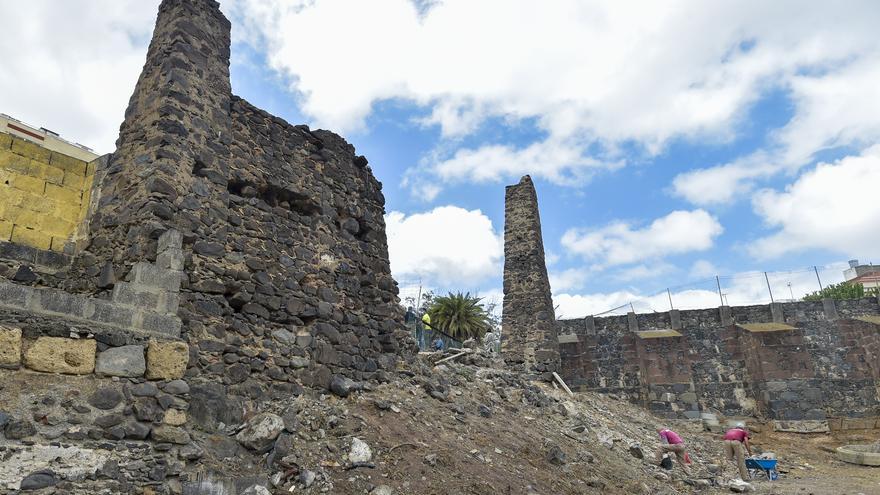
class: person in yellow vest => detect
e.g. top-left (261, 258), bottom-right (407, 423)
top-left (422, 313), bottom-right (444, 350)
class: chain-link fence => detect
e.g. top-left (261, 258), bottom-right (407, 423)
top-left (586, 263), bottom-right (851, 318)
top-left (397, 280), bottom-right (502, 351)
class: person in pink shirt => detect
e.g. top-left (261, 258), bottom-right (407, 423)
top-left (655, 428), bottom-right (691, 475)
top-left (722, 422), bottom-right (753, 480)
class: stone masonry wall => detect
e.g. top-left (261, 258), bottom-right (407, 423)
top-left (558, 298), bottom-right (880, 426)
top-left (0, 0), bottom-right (413, 490)
top-left (0, 132), bottom-right (100, 252)
top-left (501, 175), bottom-right (560, 375)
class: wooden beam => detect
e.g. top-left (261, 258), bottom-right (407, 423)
top-left (552, 372), bottom-right (573, 396)
top-left (433, 349), bottom-right (471, 366)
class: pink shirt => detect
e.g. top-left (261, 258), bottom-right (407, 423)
top-left (723, 428), bottom-right (749, 442)
top-left (659, 429), bottom-right (683, 444)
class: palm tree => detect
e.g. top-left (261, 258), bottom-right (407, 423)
top-left (426, 292), bottom-right (492, 342)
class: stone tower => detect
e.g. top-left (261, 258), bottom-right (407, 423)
top-left (501, 175), bottom-right (560, 375)
top-left (79, 0), bottom-right (412, 393)
top-left (89, 0), bottom-right (233, 262)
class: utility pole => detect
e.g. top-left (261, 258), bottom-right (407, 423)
top-left (787, 282), bottom-right (794, 301)
top-left (814, 266), bottom-right (824, 291)
top-left (716, 276), bottom-right (724, 306)
top-left (667, 288), bottom-right (674, 311)
top-left (764, 272), bottom-right (774, 303)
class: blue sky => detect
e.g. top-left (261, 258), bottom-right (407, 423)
top-left (2, 0), bottom-right (880, 316)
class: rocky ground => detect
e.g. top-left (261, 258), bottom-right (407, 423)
top-left (2, 348), bottom-right (878, 494)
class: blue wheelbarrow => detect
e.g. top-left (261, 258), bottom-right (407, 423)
top-left (745, 457), bottom-right (778, 480)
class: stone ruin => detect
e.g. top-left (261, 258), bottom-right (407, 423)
top-left (0, 0), bottom-right (414, 490)
top-left (501, 175), bottom-right (560, 376)
top-left (498, 177), bottom-right (880, 431)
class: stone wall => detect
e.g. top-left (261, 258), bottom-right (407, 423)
top-left (501, 175), bottom-right (560, 375)
top-left (0, 0), bottom-right (413, 490)
top-left (558, 298), bottom-right (880, 426)
top-left (0, 132), bottom-right (100, 252)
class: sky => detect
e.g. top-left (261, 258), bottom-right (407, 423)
top-left (2, 0), bottom-right (879, 318)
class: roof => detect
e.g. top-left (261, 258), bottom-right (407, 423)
top-left (849, 272), bottom-right (880, 285)
top-left (737, 322), bottom-right (797, 333)
top-left (636, 329), bottom-right (682, 339)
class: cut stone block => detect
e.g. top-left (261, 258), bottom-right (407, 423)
top-left (163, 409), bottom-right (187, 426)
top-left (24, 337), bottom-right (96, 374)
top-left (146, 340), bottom-right (189, 380)
top-left (130, 262), bottom-right (181, 292)
top-left (0, 325), bottom-right (22, 367)
top-left (95, 345), bottom-right (146, 377)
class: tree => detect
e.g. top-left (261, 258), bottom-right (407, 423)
top-left (803, 282), bottom-right (878, 301)
top-left (426, 292), bottom-right (492, 342)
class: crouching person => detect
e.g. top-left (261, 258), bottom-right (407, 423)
top-left (656, 428), bottom-right (691, 475)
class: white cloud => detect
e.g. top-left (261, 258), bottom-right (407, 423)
top-left (385, 206), bottom-right (502, 286)
top-left (561, 210), bottom-right (723, 267)
top-left (612, 263), bottom-right (676, 283)
top-left (690, 259), bottom-right (720, 279)
top-left (673, 57), bottom-right (880, 205)
top-left (749, 146), bottom-right (880, 259)
top-left (554, 263), bottom-right (848, 318)
top-left (0, 1), bottom-right (159, 153)
top-left (230, 0), bottom-right (880, 193)
top-left (549, 268), bottom-right (591, 293)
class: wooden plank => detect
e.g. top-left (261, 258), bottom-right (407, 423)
top-left (737, 322), bottom-right (796, 333)
top-left (433, 349), bottom-right (470, 366)
top-left (552, 372), bottom-right (574, 396)
top-left (636, 329), bottom-right (682, 339)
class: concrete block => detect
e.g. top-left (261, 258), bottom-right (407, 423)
top-left (24, 336), bottom-right (96, 374)
top-left (11, 137), bottom-right (51, 162)
top-left (0, 241), bottom-right (37, 264)
top-left (0, 219), bottom-right (11, 241)
top-left (130, 262), bottom-right (181, 291)
top-left (770, 302), bottom-right (784, 323)
top-left (822, 298), bottom-right (839, 320)
top-left (44, 183), bottom-right (82, 205)
top-left (584, 315), bottom-right (595, 335)
top-left (38, 215), bottom-right (75, 237)
top-left (669, 309), bottom-right (681, 330)
top-left (95, 345), bottom-right (146, 377)
top-left (92, 299), bottom-right (135, 327)
top-left (49, 152), bottom-right (87, 175)
top-left (158, 229), bottom-right (183, 253)
top-left (112, 282), bottom-right (161, 308)
top-left (11, 226), bottom-right (52, 250)
top-left (158, 292), bottom-right (180, 314)
top-left (156, 248), bottom-right (185, 270)
top-left (146, 340), bottom-right (189, 380)
top-left (0, 279), bottom-right (32, 307)
top-left (37, 288), bottom-right (89, 317)
top-left (140, 312), bottom-right (182, 337)
top-left (62, 169), bottom-right (87, 189)
top-left (0, 325), bottom-right (22, 367)
top-left (9, 172), bottom-right (46, 195)
top-left (719, 305), bottom-right (733, 326)
top-left (627, 312), bottom-right (638, 332)
top-left (0, 149), bottom-right (31, 173)
top-left (27, 160), bottom-right (64, 184)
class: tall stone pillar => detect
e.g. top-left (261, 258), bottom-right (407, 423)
top-left (501, 175), bottom-right (560, 375)
top-left (89, 0), bottom-right (232, 267)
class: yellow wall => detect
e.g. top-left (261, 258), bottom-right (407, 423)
top-left (0, 132), bottom-right (96, 252)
